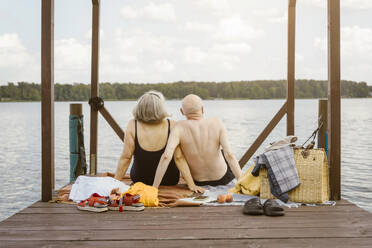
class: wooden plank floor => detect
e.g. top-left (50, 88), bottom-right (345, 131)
top-left (0, 199), bottom-right (371, 248)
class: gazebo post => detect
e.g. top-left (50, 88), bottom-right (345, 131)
top-left (287, 0), bottom-right (296, 136)
top-left (90, 0), bottom-right (100, 175)
top-left (41, 0), bottom-right (55, 202)
top-left (327, 0), bottom-right (341, 200)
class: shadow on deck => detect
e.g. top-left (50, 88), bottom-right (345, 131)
top-left (0, 199), bottom-right (371, 247)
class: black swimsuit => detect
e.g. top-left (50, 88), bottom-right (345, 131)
top-left (130, 120), bottom-right (180, 186)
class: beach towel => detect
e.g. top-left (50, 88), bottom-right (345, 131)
top-left (252, 146), bottom-right (300, 203)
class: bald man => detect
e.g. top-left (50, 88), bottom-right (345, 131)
top-left (153, 94), bottom-right (242, 188)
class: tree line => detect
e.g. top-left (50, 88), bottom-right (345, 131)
top-left (0, 80), bottom-right (371, 102)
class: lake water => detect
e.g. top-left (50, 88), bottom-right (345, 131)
top-left (0, 99), bottom-right (371, 221)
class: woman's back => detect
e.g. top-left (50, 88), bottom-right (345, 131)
top-left (135, 119), bottom-right (169, 151)
top-left (130, 119), bottom-right (179, 185)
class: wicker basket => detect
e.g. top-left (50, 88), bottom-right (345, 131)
top-left (260, 148), bottom-right (330, 203)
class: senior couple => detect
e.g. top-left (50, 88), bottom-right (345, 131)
top-left (115, 91), bottom-right (242, 192)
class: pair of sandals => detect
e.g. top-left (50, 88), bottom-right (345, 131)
top-left (243, 198), bottom-right (285, 216)
top-left (77, 193), bottom-right (144, 212)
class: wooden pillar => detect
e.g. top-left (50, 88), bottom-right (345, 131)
top-left (287, 0), bottom-right (296, 136)
top-left (41, 0), bottom-right (54, 202)
top-left (90, 0), bottom-right (100, 175)
top-left (70, 104), bottom-right (82, 116)
top-left (327, 0), bottom-right (341, 200)
top-left (318, 99), bottom-right (328, 150)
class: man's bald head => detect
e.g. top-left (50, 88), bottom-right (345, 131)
top-left (181, 94), bottom-right (203, 115)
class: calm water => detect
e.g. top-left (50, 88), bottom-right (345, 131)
top-left (0, 99), bottom-right (371, 221)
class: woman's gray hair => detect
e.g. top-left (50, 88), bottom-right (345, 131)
top-left (132, 90), bottom-right (170, 123)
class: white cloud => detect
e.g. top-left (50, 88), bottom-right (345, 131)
top-left (303, 0), bottom-right (325, 8)
top-left (120, 2), bottom-right (177, 21)
top-left (143, 2), bottom-right (177, 21)
top-left (314, 36), bottom-right (326, 52)
top-left (120, 6), bottom-right (140, 19)
top-left (184, 46), bottom-right (207, 64)
top-left (342, 26), bottom-right (372, 57)
top-left (215, 16), bottom-right (265, 41)
top-left (296, 53), bottom-right (305, 63)
top-left (303, 0), bottom-right (372, 9)
top-left (0, 33), bottom-right (39, 82)
top-left (196, 0), bottom-right (232, 17)
top-left (97, 27), bottom-right (182, 82)
top-left (55, 38), bottom-right (90, 71)
top-left (154, 59), bottom-right (175, 73)
top-left (314, 25), bottom-right (372, 58)
top-left (253, 8), bottom-right (287, 24)
top-left (54, 38), bottom-right (91, 83)
top-left (218, 54), bottom-right (240, 71)
top-left (313, 25), bottom-right (372, 82)
top-left (342, 0), bottom-right (372, 9)
top-left (113, 28), bottom-right (177, 56)
top-left (183, 44), bottom-right (241, 71)
top-left (0, 33), bottom-right (33, 67)
top-left (185, 17), bottom-right (265, 42)
top-left (184, 22), bottom-right (215, 33)
top-left (211, 42), bottom-right (251, 53)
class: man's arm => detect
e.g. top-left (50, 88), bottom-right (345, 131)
top-left (174, 146), bottom-right (205, 193)
top-left (218, 119), bottom-right (243, 180)
top-left (114, 120), bottom-right (135, 180)
top-left (152, 126), bottom-right (181, 188)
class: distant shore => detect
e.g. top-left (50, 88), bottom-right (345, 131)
top-left (1, 97), bottom-right (371, 103)
top-left (1, 80), bottom-right (371, 102)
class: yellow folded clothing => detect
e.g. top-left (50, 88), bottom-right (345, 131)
top-left (229, 164), bottom-right (260, 196)
top-left (124, 182), bottom-right (159, 207)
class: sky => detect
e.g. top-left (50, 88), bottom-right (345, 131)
top-left (0, 0), bottom-right (371, 85)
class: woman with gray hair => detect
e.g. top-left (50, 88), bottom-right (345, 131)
top-left (115, 91), bottom-right (204, 193)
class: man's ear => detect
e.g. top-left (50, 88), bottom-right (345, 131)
top-left (180, 108), bottom-right (185, 115)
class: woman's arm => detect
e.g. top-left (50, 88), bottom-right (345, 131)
top-left (114, 120), bottom-right (135, 180)
top-left (174, 146), bottom-right (205, 193)
top-left (153, 126), bottom-right (181, 188)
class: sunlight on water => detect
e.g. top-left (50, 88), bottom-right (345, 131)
top-left (0, 99), bottom-right (371, 220)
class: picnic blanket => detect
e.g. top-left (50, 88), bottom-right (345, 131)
top-left (57, 173), bottom-right (200, 207)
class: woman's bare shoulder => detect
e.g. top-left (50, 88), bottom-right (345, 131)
top-left (126, 119), bottom-right (136, 133)
top-left (169, 119), bottom-right (177, 128)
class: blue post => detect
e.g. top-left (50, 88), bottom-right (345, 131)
top-left (69, 104), bottom-right (87, 183)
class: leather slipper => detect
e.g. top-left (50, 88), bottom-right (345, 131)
top-left (263, 199), bottom-right (285, 216)
top-left (243, 198), bottom-right (264, 215)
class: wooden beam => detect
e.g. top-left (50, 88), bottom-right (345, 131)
top-left (99, 106), bottom-right (125, 142)
top-left (287, 0), bottom-right (296, 136)
top-left (239, 102), bottom-right (287, 168)
top-left (90, 0), bottom-right (100, 175)
top-left (41, 0), bottom-right (54, 202)
top-left (318, 99), bottom-right (328, 150)
top-left (327, 0), bottom-right (341, 200)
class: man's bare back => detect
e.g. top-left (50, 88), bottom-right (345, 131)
top-left (153, 94), bottom-right (242, 187)
top-left (175, 118), bottom-right (231, 181)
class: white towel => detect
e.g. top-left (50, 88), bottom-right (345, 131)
top-left (69, 176), bottom-right (129, 202)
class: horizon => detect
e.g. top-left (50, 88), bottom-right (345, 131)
top-left (0, 78), bottom-right (370, 86)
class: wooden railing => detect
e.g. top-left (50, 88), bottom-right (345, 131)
top-left (239, 102), bottom-right (288, 167)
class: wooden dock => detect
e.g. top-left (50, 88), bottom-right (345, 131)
top-left (1, 199), bottom-right (371, 247)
